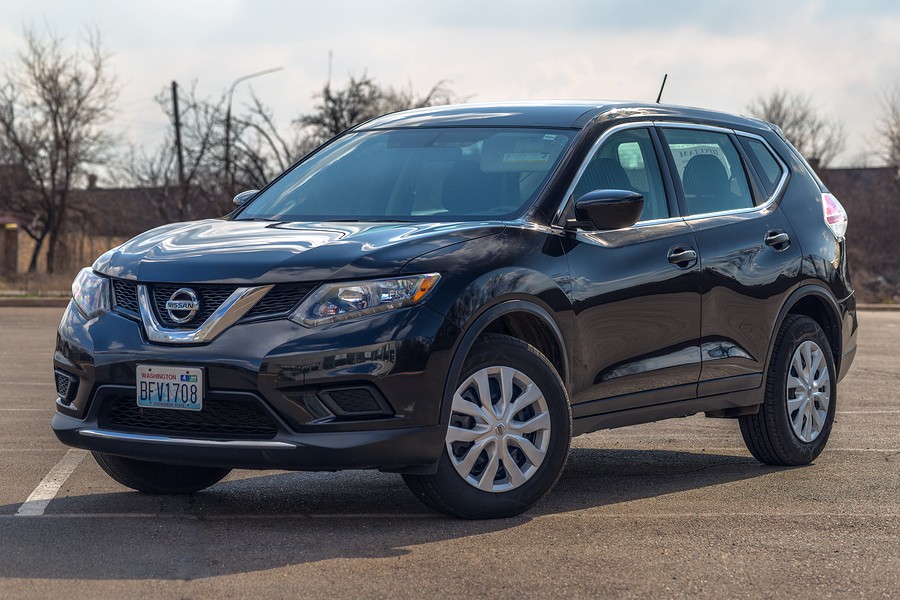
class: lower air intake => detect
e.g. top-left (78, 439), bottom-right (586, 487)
top-left (318, 387), bottom-right (392, 417)
top-left (97, 391), bottom-right (278, 439)
top-left (54, 370), bottom-right (78, 403)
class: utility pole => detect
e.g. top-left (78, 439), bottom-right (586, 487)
top-left (172, 81), bottom-right (185, 187)
top-left (224, 67), bottom-right (283, 192)
top-left (327, 50), bottom-right (333, 87)
top-left (171, 81), bottom-right (188, 217)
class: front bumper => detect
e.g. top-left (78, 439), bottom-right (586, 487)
top-left (51, 300), bottom-right (459, 472)
top-left (52, 412), bottom-right (444, 471)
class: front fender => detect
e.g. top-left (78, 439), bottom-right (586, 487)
top-left (401, 227), bottom-right (575, 429)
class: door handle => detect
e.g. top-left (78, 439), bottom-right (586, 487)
top-left (667, 247), bottom-right (697, 268)
top-left (765, 230), bottom-right (790, 250)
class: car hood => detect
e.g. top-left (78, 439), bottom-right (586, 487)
top-left (93, 219), bottom-right (505, 284)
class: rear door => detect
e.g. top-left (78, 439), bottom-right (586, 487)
top-left (658, 125), bottom-right (801, 396)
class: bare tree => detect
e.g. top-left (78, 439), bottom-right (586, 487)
top-left (121, 84), bottom-right (301, 221)
top-left (123, 83), bottom-right (227, 222)
top-left (382, 79), bottom-right (455, 113)
top-left (298, 74), bottom-right (455, 144)
top-left (230, 91), bottom-right (304, 188)
top-left (125, 74), bottom-right (456, 222)
top-left (0, 27), bottom-right (118, 272)
top-left (878, 87), bottom-right (900, 167)
top-left (747, 89), bottom-right (846, 168)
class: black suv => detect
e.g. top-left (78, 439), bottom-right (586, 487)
top-left (52, 101), bottom-right (857, 518)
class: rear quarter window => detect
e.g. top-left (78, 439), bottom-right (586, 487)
top-left (739, 137), bottom-right (785, 197)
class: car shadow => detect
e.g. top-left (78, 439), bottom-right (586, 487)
top-left (0, 447), bottom-right (787, 581)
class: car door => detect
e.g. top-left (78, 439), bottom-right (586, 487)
top-left (559, 125), bottom-right (702, 414)
top-left (658, 125), bottom-right (802, 396)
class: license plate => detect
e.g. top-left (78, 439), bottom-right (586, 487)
top-left (136, 365), bottom-right (204, 411)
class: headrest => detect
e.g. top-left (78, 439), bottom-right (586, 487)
top-left (683, 154), bottom-right (729, 196)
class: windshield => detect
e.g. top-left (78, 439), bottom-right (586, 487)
top-left (236, 127), bottom-right (574, 222)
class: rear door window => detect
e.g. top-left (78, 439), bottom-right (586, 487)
top-left (661, 128), bottom-right (754, 216)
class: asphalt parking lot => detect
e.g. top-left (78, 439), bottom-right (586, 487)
top-left (0, 306), bottom-right (898, 598)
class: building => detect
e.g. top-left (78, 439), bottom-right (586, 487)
top-left (0, 171), bottom-right (228, 275)
top-left (818, 166), bottom-right (900, 302)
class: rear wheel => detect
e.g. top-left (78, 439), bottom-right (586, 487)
top-left (404, 334), bottom-right (571, 519)
top-left (739, 315), bottom-right (837, 466)
top-left (92, 452), bottom-right (231, 494)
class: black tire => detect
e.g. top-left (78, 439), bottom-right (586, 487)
top-left (739, 315), bottom-right (837, 466)
top-left (403, 334), bottom-right (571, 519)
top-left (92, 452), bottom-right (231, 494)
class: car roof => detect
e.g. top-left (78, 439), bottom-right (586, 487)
top-left (358, 100), bottom-right (773, 133)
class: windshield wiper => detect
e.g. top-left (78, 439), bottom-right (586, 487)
top-left (325, 218), bottom-right (413, 223)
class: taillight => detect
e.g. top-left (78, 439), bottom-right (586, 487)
top-left (822, 193), bottom-right (847, 239)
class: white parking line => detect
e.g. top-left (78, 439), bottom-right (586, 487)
top-left (0, 512), bottom-right (437, 520)
top-left (537, 511), bottom-right (900, 520)
top-left (15, 449), bottom-right (87, 517)
top-left (0, 511), bottom-right (897, 521)
top-left (837, 410), bottom-right (900, 414)
top-left (828, 448), bottom-right (900, 453)
top-left (629, 447), bottom-right (900, 454)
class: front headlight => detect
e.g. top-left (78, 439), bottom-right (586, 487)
top-left (290, 273), bottom-right (441, 326)
top-left (71, 267), bottom-right (111, 320)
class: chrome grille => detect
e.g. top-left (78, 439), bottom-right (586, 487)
top-left (151, 284), bottom-right (233, 329)
top-left (110, 278), bottom-right (316, 329)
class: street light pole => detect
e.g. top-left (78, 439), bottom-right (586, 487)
top-left (223, 66), bottom-right (283, 191)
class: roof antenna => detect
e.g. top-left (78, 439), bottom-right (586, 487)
top-left (655, 74), bottom-right (668, 104)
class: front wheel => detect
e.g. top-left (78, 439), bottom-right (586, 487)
top-left (404, 334), bottom-right (571, 519)
top-left (739, 315), bottom-right (837, 466)
top-left (92, 452), bottom-right (231, 494)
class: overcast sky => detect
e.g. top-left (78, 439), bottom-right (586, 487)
top-left (2, 0), bottom-right (899, 167)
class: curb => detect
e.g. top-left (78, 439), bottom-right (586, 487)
top-left (857, 303), bottom-right (900, 312)
top-left (0, 297), bottom-right (70, 308)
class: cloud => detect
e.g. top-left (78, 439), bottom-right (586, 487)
top-left (2, 0), bottom-right (899, 166)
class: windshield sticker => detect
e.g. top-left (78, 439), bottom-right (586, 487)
top-left (503, 152), bottom-right (551, 163)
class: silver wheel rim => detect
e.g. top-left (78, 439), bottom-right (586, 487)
top-left (786, 340), bottom-right (831, 443)
top-left (445, 366), bottom-right (551, 492)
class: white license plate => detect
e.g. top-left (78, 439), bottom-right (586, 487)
top-left (136, 365), bottom-right (204, 411)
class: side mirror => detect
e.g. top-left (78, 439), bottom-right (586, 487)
top-left (233, 189), bottom-right (259, 207)
top-left (570, 189), bottom-right (643, 231)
